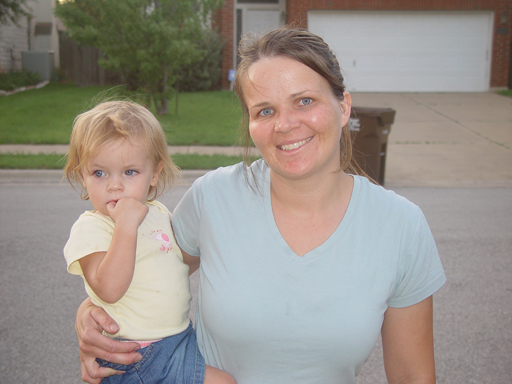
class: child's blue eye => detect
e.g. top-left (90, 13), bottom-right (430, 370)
top-left (125, 169), bottom-right (137, 176)
top-left (259, 108), bottom-right (273, 117)
top-left (93, 170), bottom-right (105, 177)
top-left (299, 98), bottom-right (312, 106)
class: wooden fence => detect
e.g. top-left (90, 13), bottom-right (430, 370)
top-left (58, 31), bottom-right (121, 86)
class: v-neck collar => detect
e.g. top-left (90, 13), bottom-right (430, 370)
top-left (263, 168), bottom-right (360, 262)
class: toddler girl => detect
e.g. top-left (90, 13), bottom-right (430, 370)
top-left (64, 101), bottom-right (235, 384)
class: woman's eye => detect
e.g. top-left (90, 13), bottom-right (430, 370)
top-left (259, 108), bottom-right (273, 117)
top-left (125, 169), bottom-right (137, 176)
top-left (93, 170), bottom-right (105, 177)
top-left (299, 98), bottom-right (313, 106)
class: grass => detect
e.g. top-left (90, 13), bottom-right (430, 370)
top-left (163, 92), bottom-right (242, 146)
top-left (0, 153), bottom-right (67, 169)
top-left (0, 153), bottom-right (260, 170)
top-left (497, 89), bottom-right (512, 98)
top-left (1, 82), bottom-right (115, 144)
top-left (0, 82), bottom-right (243, 145)
top-left (0, 82), bottom-right (248, 169)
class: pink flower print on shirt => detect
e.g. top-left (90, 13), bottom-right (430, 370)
top-left (151, 231), bottom-right (172, 253)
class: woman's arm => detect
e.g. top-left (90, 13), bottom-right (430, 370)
top-left (381, 296), bottom-right (436, 384)
top-left (170, 217), bottom-right (200, 275)
top-left (181, 248), bottom-right (200, 275)
top-left (76, 298), bottom-right (142, 383)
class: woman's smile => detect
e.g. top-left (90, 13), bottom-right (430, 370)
top-left (278, 136), bottom-right (313, 151)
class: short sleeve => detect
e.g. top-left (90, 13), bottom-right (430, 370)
top-left (171, 176), bottom-right (206, 257)
top-left (63, 213), bottom-right (114, 275)
top-left (388, 208), bottom-right (446, 308)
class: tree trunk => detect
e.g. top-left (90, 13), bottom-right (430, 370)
top-left (159, 97), bottom-right (168, 116)
top-left (175, 76), bottom-right (179, 115)
top-left (157, 69), bottom-right (169, 115)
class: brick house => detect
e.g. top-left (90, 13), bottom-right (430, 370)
top-left (214, 0), bottom-right (512, 92)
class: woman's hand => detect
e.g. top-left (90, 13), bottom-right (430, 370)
top-left (76, 298), bottom-right (142, 383)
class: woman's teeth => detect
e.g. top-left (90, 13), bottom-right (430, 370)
top-left (279, 137), bottom-right (312, 151)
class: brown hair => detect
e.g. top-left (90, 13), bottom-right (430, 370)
top-left (234, 26), bottom-right (367, 177)
top-left (64, 100), bottom-right (179, 201)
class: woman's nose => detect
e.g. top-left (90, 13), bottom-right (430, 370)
top-left (275, 108), bottom-right (300, 133)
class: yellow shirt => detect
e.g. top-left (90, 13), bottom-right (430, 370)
top-left (64, 201), bottom-right (191, 340)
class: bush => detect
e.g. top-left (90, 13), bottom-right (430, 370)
top-left (0, 71), bottom-right (41, 91)
top-left (176, 29), bottom-right (224, 92)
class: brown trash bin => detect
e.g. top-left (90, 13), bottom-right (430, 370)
top-left (349, 107), bottom-right (396, 185)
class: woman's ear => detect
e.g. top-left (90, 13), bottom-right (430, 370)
top-left (340, 91), bottom-right (352, 126)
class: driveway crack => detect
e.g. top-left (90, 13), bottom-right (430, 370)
top-left (399, 94), bottom-right (511, 151)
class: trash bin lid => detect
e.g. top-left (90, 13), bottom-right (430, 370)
top-left (351, 107), bottom-right (396, 125)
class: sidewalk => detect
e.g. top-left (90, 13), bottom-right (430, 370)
top-left (2, 92), bottom-right (512, 188)
top-left (0, 144), bottom-right (250, 157)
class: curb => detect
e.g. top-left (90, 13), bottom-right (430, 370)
top-left (0, 81), bottom-right (50, 97)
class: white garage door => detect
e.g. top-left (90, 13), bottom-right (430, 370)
top-left (308, 11), bottom-right (493, 92)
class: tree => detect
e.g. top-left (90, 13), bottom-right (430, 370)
top-left (55, 0), bottom-right (222, 115)
top-left (0, 0), bottom-right (29, 25)
top-left (177, 28), bottom-right (224, 92)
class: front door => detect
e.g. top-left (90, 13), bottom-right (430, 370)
top-left (234, 0), bottom-right (286, 67)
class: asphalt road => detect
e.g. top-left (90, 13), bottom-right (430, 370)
top-left (1, 171), bottom-right (511, 383)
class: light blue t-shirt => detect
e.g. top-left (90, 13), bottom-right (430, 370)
top-left (172, 160), bottom-right (446, 384)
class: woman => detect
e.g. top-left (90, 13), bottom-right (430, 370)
top-left (76, 27), bottom-right (445, 384)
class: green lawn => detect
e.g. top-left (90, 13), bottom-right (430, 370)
top-left (0, 153), bottom-right (260, 170)
top-left (164, 91), bottom-right (243, 146)
top-left (0, 82), bottom-right (242, 145)
top-left (1, 82), bottom-right (112, 144)
top-left (0, 82), bottom-right (252, 169)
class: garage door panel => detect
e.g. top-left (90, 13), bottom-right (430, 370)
top-left (351, 71), bottom-right (486, 93)
top-left (348, 55), bottom-right (483, 74)
top-left (309, 11), bottom-right (492, 92)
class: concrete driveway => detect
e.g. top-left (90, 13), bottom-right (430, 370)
top-left (351, 92), bottom-right (512, 188)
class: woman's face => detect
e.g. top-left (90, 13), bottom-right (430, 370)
top-left (243, 56), bottom-right (351, 182)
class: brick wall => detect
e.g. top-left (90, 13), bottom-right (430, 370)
top-left (216, 0), bottom-right (512, 89)
top-left (214, 0), bottom-right (235, 90)
top-left (0, 19), bottom-right (29, 73)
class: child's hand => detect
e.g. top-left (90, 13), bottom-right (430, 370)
top-left (82, 198), bottom-right (149, 303)
top-left (106, 198), bottom-right (149, 228)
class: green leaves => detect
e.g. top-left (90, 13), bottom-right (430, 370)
top-left (55, 0), bottom-right (222, 114)
top-left (0, 0), bottom-right (29, 25)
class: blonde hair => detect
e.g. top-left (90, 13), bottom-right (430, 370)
top-left (64, 100), bottom-right (179, 201)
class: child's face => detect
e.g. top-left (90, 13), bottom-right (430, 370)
top-left (82, 138), bottom-right (159, 216)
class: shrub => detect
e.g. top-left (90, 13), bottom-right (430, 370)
top-left (0, 71), bottom-right (41, 91)
top-left (176, 29), bottom-right (224, 92)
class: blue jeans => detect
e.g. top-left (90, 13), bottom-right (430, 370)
top-left (97, 322), bottom-right (205, 384)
